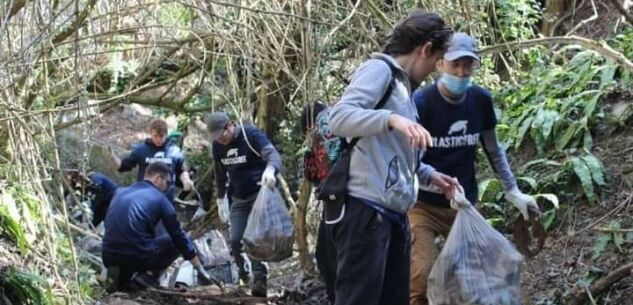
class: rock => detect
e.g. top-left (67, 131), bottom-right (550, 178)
top-left (105, 297), bottom-right (140, 305)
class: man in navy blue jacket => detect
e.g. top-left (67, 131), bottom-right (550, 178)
top-left (409, 33), bottom-right (541, 305)
top-left (109, 118), bottom-right (194, 201)
top-left (102, 162), bottom-right (213, 291)
top-left (206, 112), bottom-right (282, 298)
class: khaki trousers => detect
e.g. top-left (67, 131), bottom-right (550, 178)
top-left (408, 202), bottom-right (457, 305)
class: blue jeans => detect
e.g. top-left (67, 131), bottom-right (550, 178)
top-left (229, 198), bottom-right (268, 280)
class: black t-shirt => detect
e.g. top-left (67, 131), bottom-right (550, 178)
top-left (414, 83), bottom-right (497, 207)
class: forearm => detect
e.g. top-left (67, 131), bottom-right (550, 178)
top-left (481, 130), bottom-right (517, 191)
top-left (110, 154), bottom-right (122, 170)
top-left (417, 162), bottom-right (436, 186)
top-left (261, 144), bottom-right (283, 172)
top-left (163, 213), bottom-right (196, 259)
top-left (214, 167), bottom-right (227, 199)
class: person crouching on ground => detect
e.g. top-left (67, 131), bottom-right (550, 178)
top-left (101, 161), bottom-right (214, 291)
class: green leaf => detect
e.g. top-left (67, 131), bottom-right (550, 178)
top-left (570, 157), bottom-right (596, 203)
top-left (583, 127), bottom-right (593, 150)
top-left (613, 232), bottom-right (625, 253)
top-left (556, 122), bottom-right (578, 151)
top-left (542, 209), bottom-right (557, 231)
top-left (592, 233), bottom-right (612, 259)
top-left (535, 193), bottom-right (560, 209)
top-left (517, 177), bottom-right (538, 191)
top-left (538, 109), bottom-right (560, 141)
top-left (514, 116), bottom-right (534, 151)
top-left (478, 178), bottom-right (500, 202)
top-left (581, 154), bottom-right (606, 186)
top-left (599, 63), bottom-right (616, 89)
top-left (583, 92), bottom-right (603, 117)
top-left (518, 158), bottom-right (561, 172)
top-left (481, 202), bottom-right (504, 213)
top-left (0, 204), bottom-right (28, 253)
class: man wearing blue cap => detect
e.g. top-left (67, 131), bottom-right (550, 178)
top-left (409, 33), bottom-right (541, 305)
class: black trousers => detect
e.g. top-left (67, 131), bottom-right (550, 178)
top-left (102, 234), bottom-right (180, 288)
top-left (316, 213), bottom-right (337, 304)
top-left (324, 197), bottom-right (410, 305)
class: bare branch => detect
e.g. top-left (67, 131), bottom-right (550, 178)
top-left (606, 0), bottom-right (633, 25)
top-left (480, 36), bottom-right (633, 74)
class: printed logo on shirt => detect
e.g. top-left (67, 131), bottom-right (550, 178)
top-left (432, 120), bottom-right (479, 148)
top-left (222, 148), bottom-right (247, 165)
top-left (448, 120), bottom-right (468, 135)
top-left (227, 148), bottom-right (239, 158)
top-left (145, 151), bottom-right (173, 165)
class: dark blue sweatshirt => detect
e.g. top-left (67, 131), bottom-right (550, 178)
top-left (88, 172), bottom-right (118, 227)
top-left (212, 125), bottom-right (272, 200)
top-left (102, 181), bottom-right (196, 259)
top-left (119, 138), bottom-right (185, 187)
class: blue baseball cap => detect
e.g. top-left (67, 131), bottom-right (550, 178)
top-left (444, 32), bottom-right (479, 61)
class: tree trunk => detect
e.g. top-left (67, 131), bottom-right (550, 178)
top-left (294, 179), bottom-right (316, 275)
top-left (255, 65), bottom-right (289, 138)
top-left (0, 122), bottom-right (11, 163)
top-left (541, 0), bottom-right (571, 36)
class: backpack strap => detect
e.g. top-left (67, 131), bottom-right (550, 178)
top-left (345, 57), bottom-right (398, 151)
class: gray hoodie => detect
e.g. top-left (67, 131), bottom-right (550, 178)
top-left (329, 53), bottom-right (421, 214)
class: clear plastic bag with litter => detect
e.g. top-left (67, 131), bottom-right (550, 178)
top-left (428, 187), bottom-right (524, 305)
top-left (242, 186), bottom-right (294, 262)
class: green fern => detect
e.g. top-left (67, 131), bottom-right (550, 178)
top-left (0, 267), bottom-right (49, 305)
top-left (0, 206), bottom-right (28, 253)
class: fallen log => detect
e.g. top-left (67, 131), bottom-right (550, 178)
top-left (148, 287), bottom-right (267, 305)
top-left (568, 262), bottom-right (633, 305)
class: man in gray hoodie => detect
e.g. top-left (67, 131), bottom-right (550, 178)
top-left (323, 10), bottom-right (455, 305)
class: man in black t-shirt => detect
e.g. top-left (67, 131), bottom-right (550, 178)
top-left (409, 33), bottom-right (541, 305)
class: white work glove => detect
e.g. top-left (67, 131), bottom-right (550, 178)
top-left (217, 198), bottom-right (230, 224)
top-left (449, 184), bottom-right (471, 210)
top-left (505, 187), bottom-right (540, 221)
top-left (261, 165), bottom-right (276, 188)
top-left (182, 179), bottom-right (194, 191)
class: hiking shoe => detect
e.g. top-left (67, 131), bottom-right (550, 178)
top-left (251, 275), bottom-right (267, 298)
top-left (105, 267), bottom-right (121, 293)
top-left (132, 271), bottom-right (159, 289)
top-left (238, 270), bottom-right (250, 286)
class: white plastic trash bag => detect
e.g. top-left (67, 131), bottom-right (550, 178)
top-left (242, 187), bottom-right (293, 262)
top-left (219, 195), bottom-right (230, 224)
top-left (428, 204), bottom-right (524, 305)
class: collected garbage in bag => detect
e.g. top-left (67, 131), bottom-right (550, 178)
top-left (428, 188), bottom-right (524, 305)
top-left (242, 186), bottom-right (294, 262)
top-left (160, 230), bottom-right (238, 288)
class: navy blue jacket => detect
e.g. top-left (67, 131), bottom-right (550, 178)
top-left (213, 125), bottom-right (271, 200)
top-left (102, 181), bottom-right (196, 259)
top-left (88, 172), bottom-right (118, 227)
top-left (414, 84), bottom-right (497, 207)
top-left (119, 138), bottom-right (185, 187)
